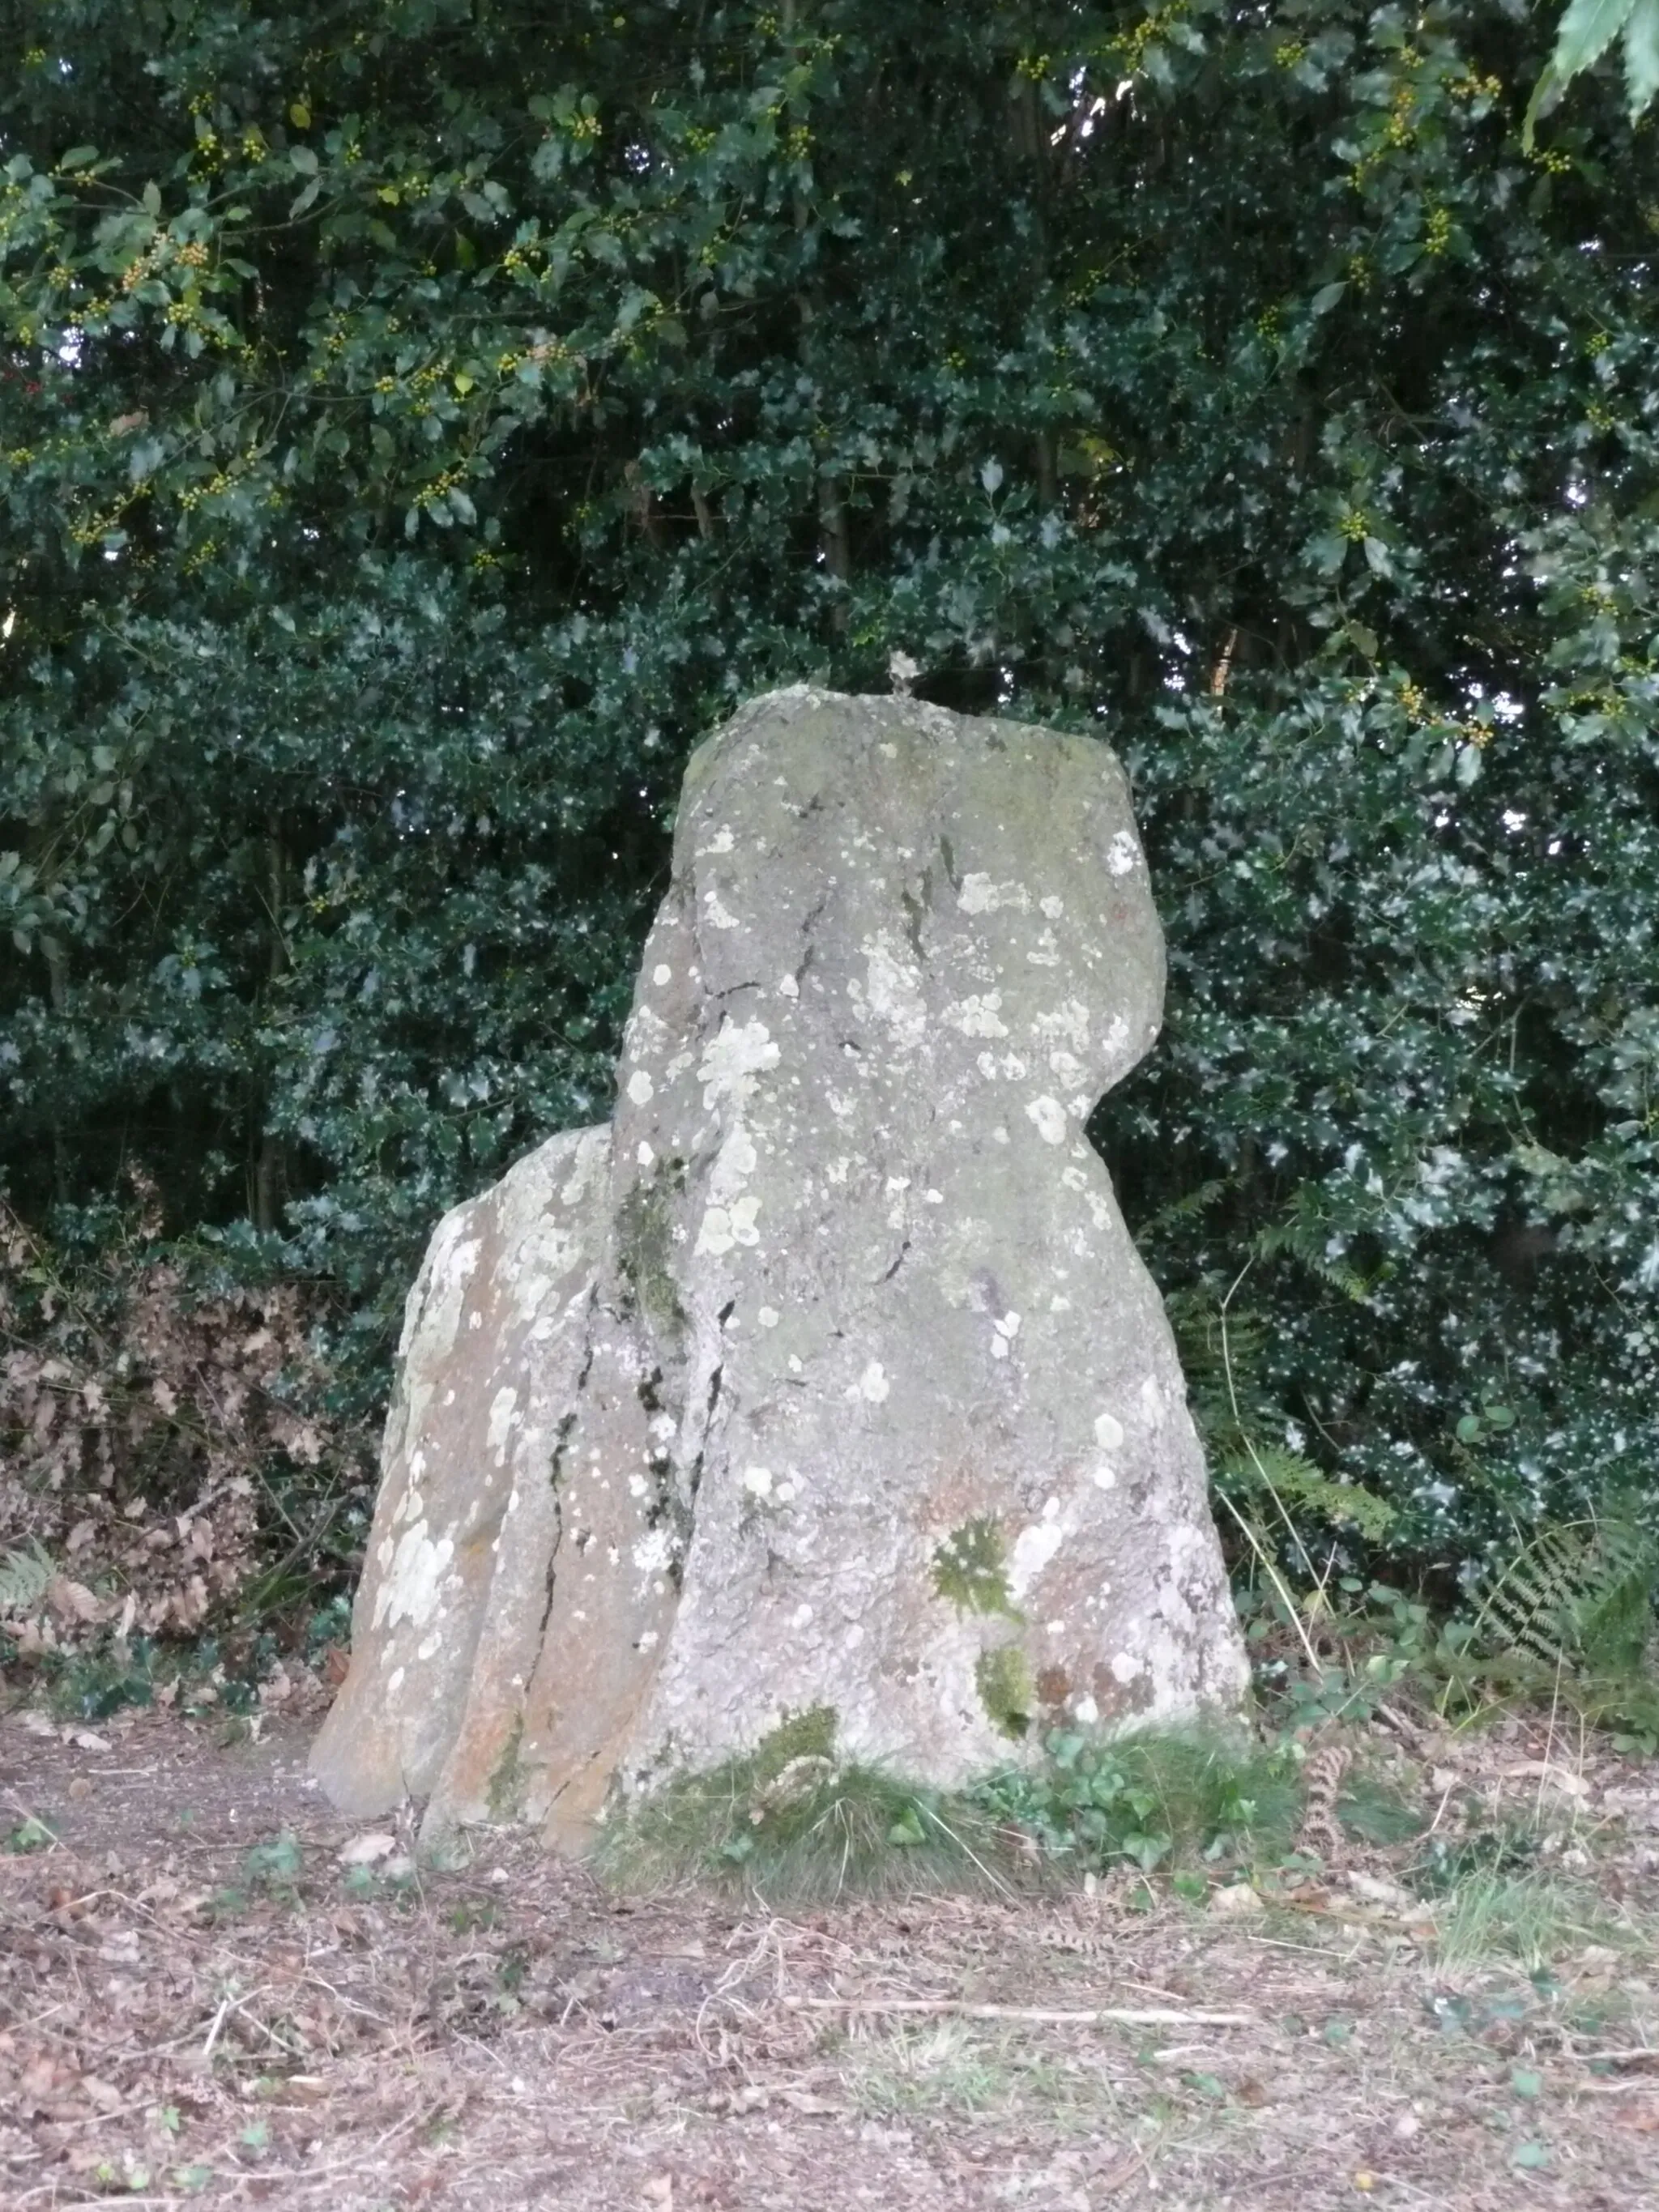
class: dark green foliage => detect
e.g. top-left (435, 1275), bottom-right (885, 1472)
top-left (2, 0), bottom-right (1657, 1607)
top-left (972, 1727), bottom-right (1303, 1874)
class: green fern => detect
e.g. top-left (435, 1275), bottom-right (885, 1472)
top-left (0, 1539), bottom-right (57, 1617)
top-left (1164, 1286), bottom-right (1277, 1449)
top-left (1471, 1515), bottom-right (1656, 1676)
top-left (1219, 1443), bottom-right (1397, 1545)
top-left (1253, 1202), bottom-right (1371, 1304)
top-left (1166, 1285), bottom-right (1395, 1549)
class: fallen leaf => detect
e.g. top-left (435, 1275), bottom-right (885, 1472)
top-left (1502, 1760), bottom-right (1589, 1799)
top-left (338, 1831), bottom-right (398, 1867)
top-left (1209, 1882), bottom-right (1263, 1919)
top-left (1610, 2102), bottom-right (1659, 2132)
top-left (1347, 1872), bottom-right (1410, 1912)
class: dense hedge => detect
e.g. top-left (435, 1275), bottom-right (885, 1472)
top-left (2, 0), bottom-right (1656, 1616)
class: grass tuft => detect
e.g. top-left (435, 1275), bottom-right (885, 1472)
top-left (594, 1754), bottom-right (1014, 1902)
top-left (599, 1724), bottom-right (1319, 1899)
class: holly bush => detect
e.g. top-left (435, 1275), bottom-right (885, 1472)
top-left (2, 2), bottom-right (1655, 1617)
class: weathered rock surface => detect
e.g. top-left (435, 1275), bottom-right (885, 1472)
top-left (310, 687), bottom-right (1249, 1849)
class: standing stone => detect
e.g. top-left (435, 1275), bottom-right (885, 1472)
top-left (311, 688), bottom-right (1248, 1850)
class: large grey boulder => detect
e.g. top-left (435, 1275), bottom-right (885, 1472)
top-left (310, 687), bottom-right (1248, 1849)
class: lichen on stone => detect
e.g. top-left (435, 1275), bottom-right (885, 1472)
top-left (931, 1515), bottom-right (1019, 1618)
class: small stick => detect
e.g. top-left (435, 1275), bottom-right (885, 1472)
top-left (788, 1997), bottom-right (1255, 2027)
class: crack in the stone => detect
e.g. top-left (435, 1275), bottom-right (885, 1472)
top-left (536, 1303), bottom-right (597, 1637)
top-left (878, 1236), bottom-right (911, 1285)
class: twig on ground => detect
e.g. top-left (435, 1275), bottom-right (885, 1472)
top-left (787, 1996), bottom-right (1256, 2027)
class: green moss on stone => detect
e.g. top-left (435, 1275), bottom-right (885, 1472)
top-left (932, 1516), bottom-right (1019, 1618)
top-left (486, 1718), bottom-right (526, 1821)
top-left (616, 1159), bottom-right (687, 1337)
top-left (753, 1703), bottom-right (839, 1780)
top-left (975, 1645), bottom-right (1034, 1741)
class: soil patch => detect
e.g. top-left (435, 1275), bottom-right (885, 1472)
top-left (3, 1701), bottom-right (1658, 2210)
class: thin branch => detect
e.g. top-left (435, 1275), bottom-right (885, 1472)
top-left (786, 1996), bottom-right (1256, 2027)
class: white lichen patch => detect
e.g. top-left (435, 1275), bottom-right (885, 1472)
top-left (1034, 999), bottom-right (1091, 1052)
top-left (1094, 1412), bottom-right (1125, 1451)
top-left (1008, 1511), bottom-right (1068, 1598)
top-left (741, 1465), bottom-right (774, 1498)
top-left (626, 1069), bottom-right (655, 1106)
top-left (757, 1306), bottom-right (780, 1328)
top-left (703, 885), bottom-right (743, 931)
top-left (1025, 1095), bottom-right (1068, 1145)
top-left (944, 992), bottom-right (1009, 1038)
top-left (856, 932), bottom-right (927, 1051)
top-left (696, 1192), bottom-right (761, 1255)
top-left (626, 1004), bottom-right (669, 1055)
top-left (957, 873), bottom-right (1030, 914)
top-left (486, 1386), bottom-right (518, 1460)
top-left (1111, 1650), bottom-right (1144, 1684)
top-left (850, 1359), bottom-right (890, 1404)
top-left (698, 1017), bottom-right (780, 1107)
top-left (708, 1123), bottom-right (758, 1203)
top-left (652, 962), bottom-right (673, 986)
top-left (632, 1528), bottom-right (675, 1581)
top-left (373, 1520), bottom-right (454, 1632)
top-left (1106, 829), bottom-right (1141, 877)
top-left (701, 825), bottom-right (736, 855)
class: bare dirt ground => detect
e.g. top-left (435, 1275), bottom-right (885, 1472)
top-left (4, 1698), bottom-right (1659, 2211)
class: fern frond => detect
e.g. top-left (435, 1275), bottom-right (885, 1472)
top-left (1219, 1445), bottom-right (1397, 1543)
top-left (0, 1538), bottom-right (57, 1617)
top-left (1472, 1516), bottom-right (1656, 1675)
top-left (1137, 1177), bottom-right (1230, 1242)
top-left (1165, 1287), bottom-right (1275, 1447)
top-left (1254, 1213), bottom-right (1370, 1302)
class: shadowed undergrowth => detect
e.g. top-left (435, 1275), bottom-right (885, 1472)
top-left (595, 1726), bottom-right (1342, 1903)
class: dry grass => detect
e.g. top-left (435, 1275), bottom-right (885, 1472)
top-left (3, 1699), bottom-right (1659, 2210)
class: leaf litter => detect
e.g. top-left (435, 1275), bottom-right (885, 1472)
top-left (2, 1701), bottom-right (1659, 2208)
